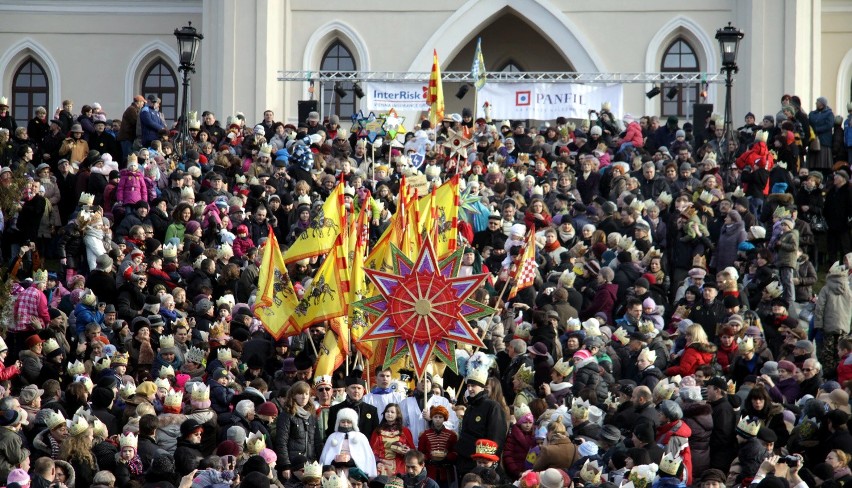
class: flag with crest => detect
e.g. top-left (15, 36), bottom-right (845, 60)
top-left (282, 182), bottom-right (344, 264)
top-left (471, 37), bottom-right (487, 91)
top-left (507, 226), bottom-right (537, 300)
top-left (253, 230), bottom-right (300, 339)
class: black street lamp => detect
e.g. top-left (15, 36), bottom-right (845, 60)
top-left (716, 22), bottom-right (743, 162)
top-left (174, 21), bottom-right (203, 159)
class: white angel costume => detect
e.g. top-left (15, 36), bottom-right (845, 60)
top-left (319, 407), bottom-right (378, 478)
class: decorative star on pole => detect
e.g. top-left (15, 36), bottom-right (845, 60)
top-left (445, 128), bottom-right (474, 160)
top-left (355, 236), bottom-right (494, 377)
top-left (383, 108), bottom-right (407, 140)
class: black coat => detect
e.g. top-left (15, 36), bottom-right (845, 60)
top-left (87, 270), bottom-right (117, 305)
top-left (116, 282), bottom-right (145, 321)
top-left (174, 438), bottom-right (203, 476)
top-left (824, 182), bottom-right (852, 231)
top-left (457, 391), bottom-right (508, 473)
top-left (326, 399), bottom-right (379, 439)
top-left (274, 410), bottom-right (324, 467)
top-left (708, 396), bottom-right (737, 470)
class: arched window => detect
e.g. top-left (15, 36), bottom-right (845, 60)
top-left (12, 58), bottom-right (49, 127)
top-left (321, 41), bottom-right (357, 119)
top-left (500, 60), bottom-right (523, 73)
top-left (142, 59), bottom-right (178, 125)
top-left (660, 38), bottom-right (699, 118)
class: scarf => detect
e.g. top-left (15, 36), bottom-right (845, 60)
top-left (128, 454), bottom-right (144, 476)
top-left (371, 387), bottom-right (393, 395)
top-left (338, 426), bottom-right (354, 434)
top-left (160, 307), bottom-right (179, 322)
top-left (295, 405), bottom-right (311, 419)
top-left (544, 240), bottom-right (562, 253)
top-left (48, 433), bottom-right (61, 459)
top-left (558, 228), bottom-right (575, 243)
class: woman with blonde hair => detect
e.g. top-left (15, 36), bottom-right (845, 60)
top-left (826, 449), bottom-right (852, 484)
top-left (273, 381), bottom-right (323, 478)
top-left (533, 416), bottom-right (579, 470)
top-left (59, 417), bottom-right (98, 487)
top-left (486, 377), bottom-right (511, 426)
top-left (665, 323), bottom-right (717, 377)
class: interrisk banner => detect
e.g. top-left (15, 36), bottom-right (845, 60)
top-left (364, 82), bottom-right (430, 112)
top-left (476, 83), bottom-right (623, 120)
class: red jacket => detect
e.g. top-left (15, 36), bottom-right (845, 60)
top-left (580, 283), bottom-right (618, 324)
top-left (623, 121), bottom-right (644, 147)
top-left (502, 425), bottom-right (536, 479)
top-left (232, 236), bottom-right (255, 258)
top-left (656, 419), bottom-right (693, 485)
top-left (736, 141), bottom-right (775, 171)
top-left (418, 427), bottom-right (458, 482)
top-left (716, 342), bottom-right (739, 373)
top-left (665, 342), bottom-right (717, 377)
top-left (369, 425), bottom-right (415, 476)
top-left (839, 352), bottom-right (852, 384)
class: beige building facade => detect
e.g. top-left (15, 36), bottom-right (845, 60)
top-left (0, 0), bottom-right (851, 128)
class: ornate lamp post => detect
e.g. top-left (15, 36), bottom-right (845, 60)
top-left (715, 22), bottom-right (744, 161)
top-left (174, 21), bottom-right (203, 159)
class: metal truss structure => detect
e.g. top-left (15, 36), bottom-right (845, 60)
top-left (277, 70), bottom-right (726, 84)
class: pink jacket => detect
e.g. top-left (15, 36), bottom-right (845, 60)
top-left (116, 169), bottom-right (149, 205)
top-left (623, 121), bottom-right (644, 147)
top-left (232, 236), bottom-right (255, 258)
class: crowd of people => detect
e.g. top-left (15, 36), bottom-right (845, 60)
top-left (0, 89), bottom-right (850, 488)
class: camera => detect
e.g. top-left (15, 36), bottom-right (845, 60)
top-left (780, 455), bottom-right (800, 467)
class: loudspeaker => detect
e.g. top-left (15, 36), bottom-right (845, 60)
top-left (692, 103), bottom-right (714, 131)
top-left (298, 100), bottom-right (318, 124)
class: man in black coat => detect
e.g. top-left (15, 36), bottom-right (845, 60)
top-left (456, 368), bottom-right (508, 478)
top-left (325, 372), bottom-right (378, 440)
top-left (631, 386), bottom-right (659, 430)
top-left (706, 377), bottom-right (737, 470)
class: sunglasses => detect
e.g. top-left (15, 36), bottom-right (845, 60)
top-left (317, 387), bottom-right (331, 392)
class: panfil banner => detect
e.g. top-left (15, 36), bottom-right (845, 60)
top-left (365, 82), bottom-right (430, 111)
top-left (476, 83), bottom-right (623, 120)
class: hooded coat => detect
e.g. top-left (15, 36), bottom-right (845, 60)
top-left (665, 342), bottom-right (717, 377)
top-left (814, 272), bottom-right (852, 334)
top-left (682, 402), bottom-right (713, 474)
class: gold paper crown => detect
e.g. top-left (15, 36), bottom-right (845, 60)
top-left (246, 431), bottom-right (266, 455)
top-left (514, 403), bottom-right (531, 419)
top-left (163, 243), bottom-right (178, 259)
top-left (164, 389), bottom-right (183, 408)
top-left (582, 318), bottom-right (601, 337)
top-left (736, 416), bottom-right (761, 437)
top-left (216, 294), bottom-right (235, 309)
top-left (565, 318), bottom-right (582, 332)
top-left (259, 143), bottom-right (273, 156)
top-left (699, 190), bottom-right (715, 205)
top-left (32, 269), bottom-right (49, 284)
top-left (660, 452), bottom-right (682, 476)
top-left (727, 379), bottom-right (737, 395)
top-left (209, 323), bottom-right (227, 341)
top-left (0, 96), bottom-right (7, 106)
top-left (188, 111), bottom-right (201, 130)
top-left (732, 186), bottom-right (745, 198)
top-left (571, 397), bottom-right (591, 419)
top-left (119, 432), bottom-right (138, 449)
top-left (654, 378), bottom-right (678, 400)
top-left (42, 338), bottom-right (60, 355)
top-left (773, 205), bottom-right (791, 219)
top-left (217, 243), bottom-right (233, 258)
top-left (617, 235), bottom-right (635, 252)
top-left (78, 376), bottom-right (93, 393)
top-left (297, 195), bottom-right (311, 206)
top-left (466, 364), bottom-right (490, 386)
top-left (629, 198), bottom-right (645, 212)
top-left (45, 410), bottom-right (67, 430)
top-left (613, 327), bottom-right (630, 346)
top-left (181, 187), bottom-right (195, 198)
top-left (159, 334), bottom-right (175, 350)
top-left (303, 461), bottom-right (322, 479)
top-left (638, 347), bottom-right (657, 364)
top-left (93, 356), bottom-right (111, 371)
top-left (638, 320), bottom-right (658, 337)
top-left (186, 346), bottom-right (206, 365)
top-left (322, 473), bottom-right (345, 488)
top-left (112, 351), bottom-right (129, 366)
top-left (79, 192), bottom-right (95, 206)
top-left (514, 322), bottom-right (532, 339)
top-left (765, 281), bottom-right (782, 298)
top-left (658, 191), bottom-right (673, 206)
top-left (217, 347), bottom-right (233, 362)
top-left (515, 364), bottom-right (534, 385)
top-left (553, 358), bottom-right (573, 377)
top-left (67, 359), bottom-right (85, 376)
top-left (120, 383), bottom-right (137, 399)
top-left (569, 242), bottom-right (588, 258)
top-left (580, 459), bottom-right (602, 484)
top-left (154, 378), bottom-right (171, 390)
top-left (191, 383), bottom-right (210, 401)
top-left (738, 336), bottom-right (755, 352)
top-left (68, 413), bottom-right (90, 437)
top-left (487, 162), bottom-right (501, 174)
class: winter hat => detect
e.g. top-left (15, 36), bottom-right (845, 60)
top-left (578, 441), bottom-right (598, 457)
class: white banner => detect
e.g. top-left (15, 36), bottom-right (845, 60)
top-left (364, 82), bottom-right (430, 112)
top-left (476, 83), bottom-right (623, 120)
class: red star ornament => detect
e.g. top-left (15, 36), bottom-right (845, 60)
top-left (356, 236), bottom-right (493, 378)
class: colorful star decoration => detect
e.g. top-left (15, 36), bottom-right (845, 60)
top-left (355, 237), bottom-right (494, 378)
top-left (382, 108), bottom-right (406, 140)
top-left (445, 128), bottom-right (474, 160)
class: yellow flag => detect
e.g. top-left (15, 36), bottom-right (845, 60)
top-left (253, 230), bottom-right (300, 339)
top-left (350, 202), bottom-right (374, 360)
top-left (427, 49), bottom-right (445, 127)
top-left (314, 324), bottom-right (346, 377)
top-left (291, 233), bottom-right (347, 332)
top-left (366, 177), bottom-right (412, 272)
top-left (431, 175), bottom-right (460, 258)
top-left (282, 182), bottom-right (344, 264)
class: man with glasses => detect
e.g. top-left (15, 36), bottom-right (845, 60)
top-left (799, 357), bottom-right (822, 398)
top-left (473, 213), bottom-right (507, 272)
top-left (313, 375), bottom-right (334, 434)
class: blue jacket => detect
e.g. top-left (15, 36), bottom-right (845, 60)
top-left (809, 107), bottom-right (835, 146)
top-left (139, 105), bottom-right (165, 146)
top-left (208, 380), bottom-right (234, 414)
top-left (844, 115), bottom-right (852, 147)
top-left (73, 303), bottom-right (104, 335)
